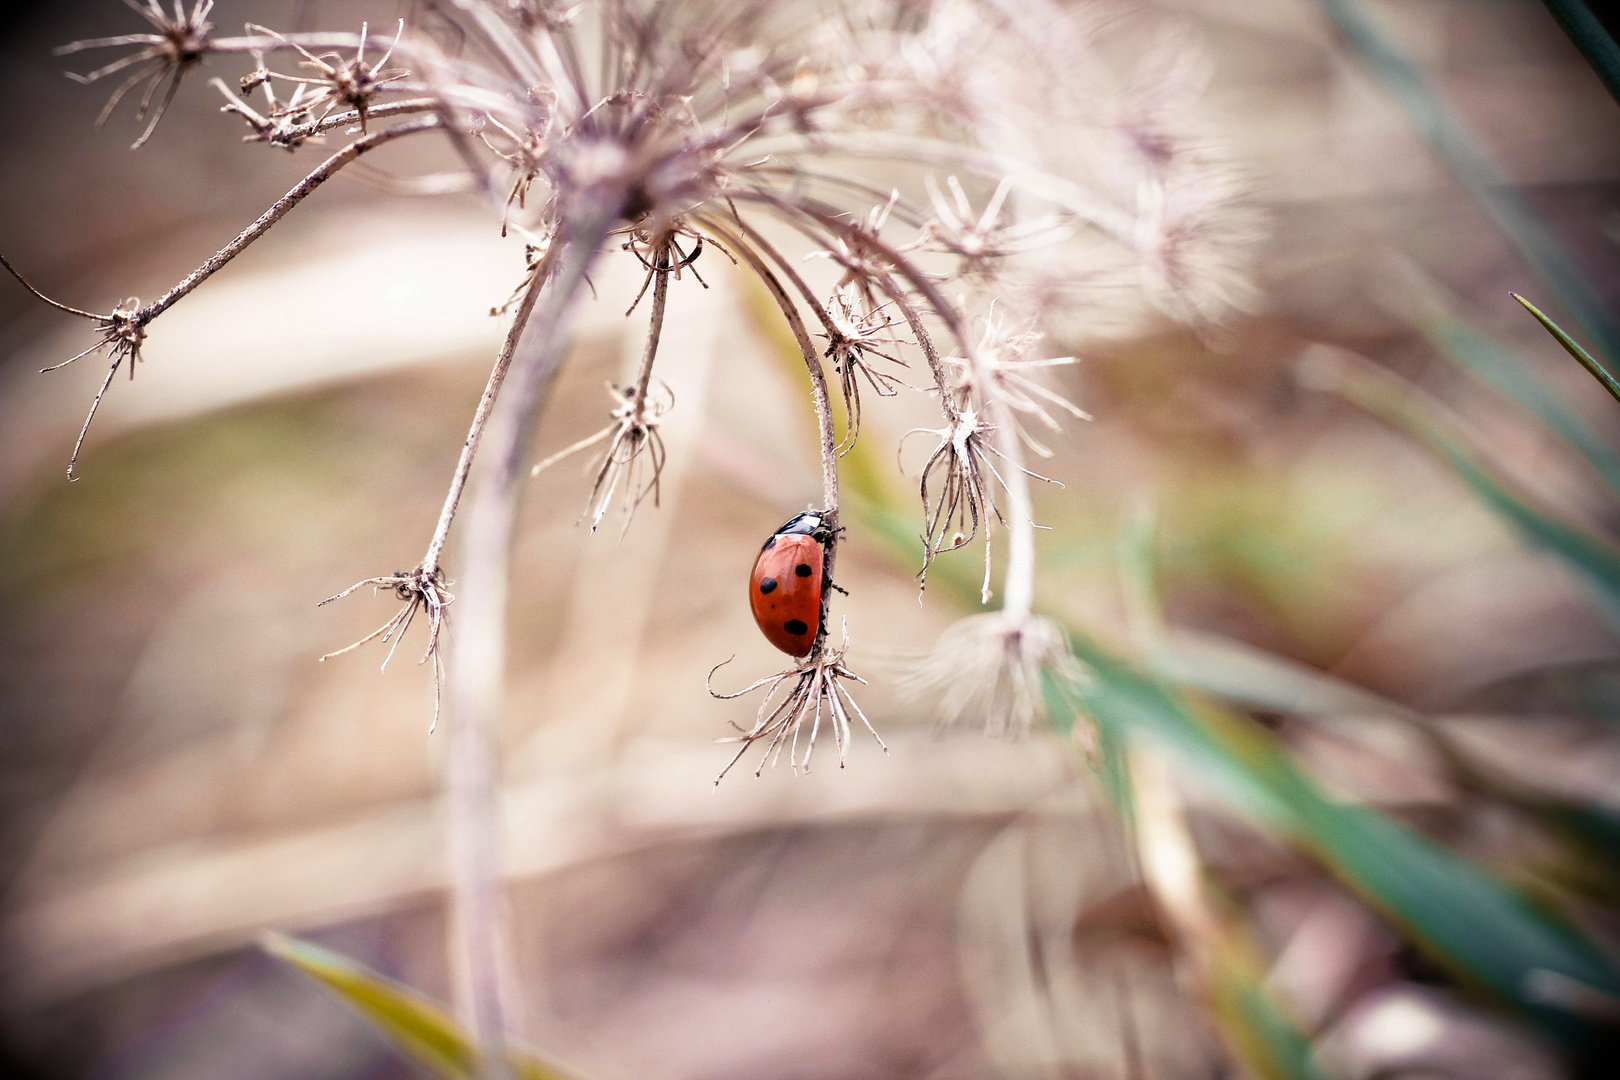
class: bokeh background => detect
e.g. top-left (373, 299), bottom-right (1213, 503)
top-left (2, 1), bottom-right (1619, 1078)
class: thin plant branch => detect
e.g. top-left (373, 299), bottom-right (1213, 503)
top-left (138, 116), bottom-right (442, 323)
top-left (447, 201), bottom-right (617, 1078)
top-left (530, 230), bottom-right (690, 534)
top-left (14, 116), bottom-right (442, 480)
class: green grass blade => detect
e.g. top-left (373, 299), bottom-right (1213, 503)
top-left (1313, 0), bottom-right (1620, 367)
top-left (1152, 627), bottom-right (1418, 720)
top-left (1111, 493), bottom-right (1421, 721)
top-left (1330, 359), bottom-right (1620, 633)
top-left (1515, 292), bottom-right (1620, 408)
top-left (264, 934), bottom-right (584, 1080)
top-left (1048, 644), bottom-right (1620, 1047)
top-left (1538, 1), bottom-right (1620, 107)
top-left (1399, 278), bottom-right (1620, 494)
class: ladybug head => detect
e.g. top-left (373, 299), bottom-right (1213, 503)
top-left (775, 510), bottom-right (830, 542)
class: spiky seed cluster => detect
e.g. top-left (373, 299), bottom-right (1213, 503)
top-left (15, 0), bottom-right (1251, 764)
top-left (922, 176), bottom-right (1069, 281)
top-left (948, 309), bottom-right (1088, 457)
top-left (709, 622), bottom-right (884, 783)
top-left (820, 283), bottom-right (908, 453)
top-left (244, 20), bottom-right (410, 135)
top-left (318, 567), bottom-right (453, 730)
top-left (57, 0), bottom-right (216, 148)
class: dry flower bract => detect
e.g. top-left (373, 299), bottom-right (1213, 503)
top-left (56, 0), bottom-right (217, 148)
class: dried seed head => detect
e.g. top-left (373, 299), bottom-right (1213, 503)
top-left (819, 283), bottom-right (910, 453)
top-left (903, 611), bottom-right (1081, 738)
top-left (708, 621), bottom-right (884, 783)
top-left (921, 175), bottom-right (1069, 281)
top-left (318, 566), bottom-right (454, 732)
top-left (531, 378), bottom-right (674, 535)
top-left (58, 0), bottom-right (217, 148)
top-left (946, 306), bottom-right (1089, 457)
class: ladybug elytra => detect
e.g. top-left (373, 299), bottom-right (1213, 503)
top-left (749, 511), bottom-right (832, 656)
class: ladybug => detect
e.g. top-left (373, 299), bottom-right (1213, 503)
top-left (750, 510), bottom-right (834, 656)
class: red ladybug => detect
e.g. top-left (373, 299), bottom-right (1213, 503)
top-left (750, 511), bottom-right (832, 656)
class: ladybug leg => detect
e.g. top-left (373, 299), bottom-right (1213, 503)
top-left (827, 580), bottom-right (850, 597)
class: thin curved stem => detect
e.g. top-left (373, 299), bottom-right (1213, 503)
top-left (629, 237), bottom-right (673, 409)
top-left (696, 213), bottom-right (842, 655)
top-left (423, 240), bottom-right (561, 573)
top-left (447, 202), bottom-right (618, 1078)
top-left (0, 254), bottom-right (102, 319)
top-left (137, 117), bottom-right (442, 325)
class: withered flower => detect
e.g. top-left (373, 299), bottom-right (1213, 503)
top-left (57, 0), bottom-right (217, 148)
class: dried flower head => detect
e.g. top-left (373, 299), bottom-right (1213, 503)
top-left (56, 0), bottom-right (217, 148)
top-left (248, 20), bottom-right (410, 135)
top-left (531, 378), bottom-right (673, 533)
top-left (904, 611), bottom-right (1080, 737)
top-left (946, 306), bottom-right (1089, 457)
top-left (709, 620), bottom-right (885, 783)
top-left (0, 256), bottom-right (146, 480)
top-left (317, 566), bottom-right (453, 731)
top-left (819, 283), bottom-right (910, 453)
top-left (922, 175), bottom-right (1068, 280)
top-left (908, 404), bottom-right (1051, 603)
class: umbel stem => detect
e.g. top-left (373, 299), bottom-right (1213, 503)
top-left (446, 202), bottom-right (617, 1079)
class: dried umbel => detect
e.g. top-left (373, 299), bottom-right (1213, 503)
top-left (902, 611), bottom-right (1081, 738)
top-left (317, 567), bottom-right (453, 730)
top-left (820, 283), bottom-right (909, 454)
top-left (709, 621), bottom-right (884, 783)
top-left (57, 0), bottom-right (216, 148)
top-left (13, 0), bottom-right (1250, 760)
top-left (10, 3), bottom-right (1249, 1063)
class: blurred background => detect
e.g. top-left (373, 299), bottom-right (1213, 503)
top-left (1, 1), bottom-right (1619, 1078)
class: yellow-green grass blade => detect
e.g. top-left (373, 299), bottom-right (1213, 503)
top-left (1515, 292), bottom-right (1620, 408)
top-left (264, 933), bottom-right (585, 1080)
top-left (1208, 953), bottom-right (1332, 1080)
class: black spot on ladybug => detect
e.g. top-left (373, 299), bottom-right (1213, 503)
top-left (795, 563), bottom-right (813, 577)
top-left (758, 577), bottom-right (777, 594)
top-left (761, 535), bottom-right (777, 551)
top-left (784, 619), bottom-right (809, 636)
